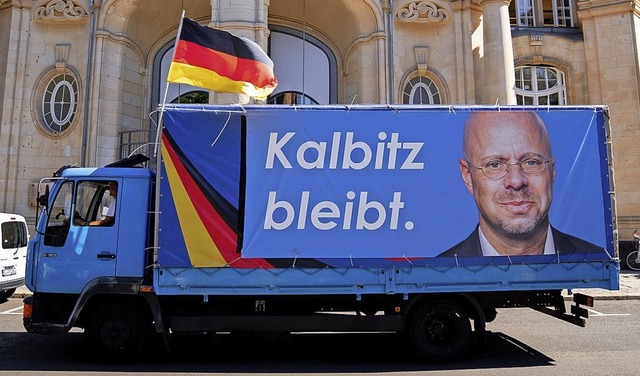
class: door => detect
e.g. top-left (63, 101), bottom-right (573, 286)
top-left (35, 179), bottom-right (120, 294)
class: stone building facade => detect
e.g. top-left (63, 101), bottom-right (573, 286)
top-left (1, 0), bottom-right (639, 239)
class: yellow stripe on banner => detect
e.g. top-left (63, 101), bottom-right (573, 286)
top-left (161, 144), bottom-right (227, 267)
top-left (167, 61), bottom-right (275, 100)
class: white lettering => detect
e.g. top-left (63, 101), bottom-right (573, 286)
top-left (297, 141), bottom-right (326, 169)
top-left (375, 132), bottom-right (386, 169)
top-left (311, 201), bottom-right (340, 230)
top-left (265, 132), bottom-right (295, 169)
top-left (356, 192), bottom-right (385, 230)
top-left (342, 132), bottom-right (372, 170)
top-left (329, 132), bottom-right (340, 169)
top-left (263, 191), bottom-right (408, 231)
top-left (402, 142), bottom-right (425, 170)
top-left (264, 191), bottom-right (295, 229)
top-left (265, 132), bottom-right (425, 170)
top-left (386, 133), bottom-right (402, 169)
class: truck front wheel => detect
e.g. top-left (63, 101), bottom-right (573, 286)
top-left (85, 303), bottom-right (147, 362)
top-left (407, 301), bottom-right (472, 363)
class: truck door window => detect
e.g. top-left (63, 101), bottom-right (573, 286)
top-left (44, 181), bottom-right (74, 247)
top-left (74, 181), bottom-right (117, 227)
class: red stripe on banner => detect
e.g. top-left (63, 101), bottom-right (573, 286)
top-left (163, 133), bottom-right (273, 269)
top-left (173, 39), bottom-right (276, 89)
top-left (163, 134), bottom-right (236, 255)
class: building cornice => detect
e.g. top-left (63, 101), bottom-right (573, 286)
top-left (577, 0), bottom-right (639, 20)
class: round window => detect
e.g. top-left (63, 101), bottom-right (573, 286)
top-left (40, 73), bottom-right (79, 134)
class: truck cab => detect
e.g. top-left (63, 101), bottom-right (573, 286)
top-left (0, 213), bottom-right (29, 300)
top-left (25, 166), bottom-right (154, 332)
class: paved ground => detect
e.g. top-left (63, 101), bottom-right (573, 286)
top-left (11, 270), bottom-right (640, 300)
top-left (567, 270), bottom-right (640, 300)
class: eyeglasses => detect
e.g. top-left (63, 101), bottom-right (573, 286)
top-left (468, 156), bottom-right (553, 179)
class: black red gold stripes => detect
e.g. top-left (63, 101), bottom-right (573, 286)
top-left (167, 18), bottom-right (277, 100)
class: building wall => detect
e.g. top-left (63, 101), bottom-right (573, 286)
top-left (579, 1), bottom-right (640, 238)
top-left (0, 0), bottom-right (638, 241)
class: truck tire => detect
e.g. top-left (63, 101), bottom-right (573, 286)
top-left (85, 303), bottom-right (147, 362)
top-left (0, 288), bottom-right (16, 300)
top-left (407, 301), bottom-right (472, 363)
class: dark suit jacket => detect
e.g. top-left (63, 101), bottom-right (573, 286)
top-left (438, 225), bottom-right (605, 257)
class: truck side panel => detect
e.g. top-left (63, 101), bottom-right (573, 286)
top-left (157, 105), bottom-right (616, 293)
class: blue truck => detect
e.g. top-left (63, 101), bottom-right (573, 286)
top-left (23, 105), bottom-right (619, 362)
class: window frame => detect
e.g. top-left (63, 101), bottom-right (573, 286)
top-left (402, 75), bottom-right (442, 105)
top-left (509, 0), bottom-right (575, 27)
top-left (514, 65), bottom-right (567, 105)
top-left (1, 221), bottom-right (28, 249)
top-left (40, 73), bottom-right (79, 135)
top-left (267, 91), bottom-right (319, 105)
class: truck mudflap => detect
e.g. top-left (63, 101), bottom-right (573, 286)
top-left (532, 292), bottom-right (594, 327)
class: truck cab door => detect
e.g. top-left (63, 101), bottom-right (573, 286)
top-left (34, 179), bottom-right (120, 294)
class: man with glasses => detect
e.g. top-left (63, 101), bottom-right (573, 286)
top-left (438, 111), bottom-right (604, 257)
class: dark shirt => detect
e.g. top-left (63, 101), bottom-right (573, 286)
top-left (438, 225), bottom-right (606, 257)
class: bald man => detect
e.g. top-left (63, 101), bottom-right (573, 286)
top-left (439, 111), bottom-right (604, 257)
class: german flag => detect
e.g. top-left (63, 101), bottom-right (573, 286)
top-left (167, 18), bottom-right (277, 100)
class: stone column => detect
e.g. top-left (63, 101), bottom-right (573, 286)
top-left (478, 0), bottom-right (516, 105)
top-left (209, 0), bottom-right (270, 104)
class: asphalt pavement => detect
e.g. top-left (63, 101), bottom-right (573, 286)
top-left (10, 270), bottom-right (640, 300)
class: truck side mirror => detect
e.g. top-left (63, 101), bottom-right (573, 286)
top-left (37, 185), bottom-right (49, 208)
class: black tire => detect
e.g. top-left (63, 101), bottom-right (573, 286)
top-left (0, 288), bottom-right (16, 300)
top-left (627, 251), bottom-right (640, 271)
top-left (407, 301), bottom-right (472, 363)
top-left (84, 303), bottom-right (147, 362)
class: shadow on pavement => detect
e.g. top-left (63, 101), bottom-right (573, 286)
top-left (0, 330), bottom-right (555, 373)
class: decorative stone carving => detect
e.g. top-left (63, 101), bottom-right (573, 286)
top-left (33, 0), bottom-right (87, 22)
top-left (55, 44), bottom-right (71, 70)
top-left (414, 46), bottom-right (429, 73)
top-left (397, 1), bottom-right (450, 24)
top-left (529, 35), bottom-right (543, 64)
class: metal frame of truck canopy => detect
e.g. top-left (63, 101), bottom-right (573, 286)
top-left (152, 104), bottom-right (620, 297)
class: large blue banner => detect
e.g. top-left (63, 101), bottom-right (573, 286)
top-left (242, 106), bottom-right (613, 261)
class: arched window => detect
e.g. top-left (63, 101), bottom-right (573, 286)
top-left (268, 27), bottom-right (337, 104)
top-left (169, 90), bottom-right (209, 104)
top-left (515, 66), bottom-right (567, 105)
top-left (40, 73), bottom-right (79, 135)
top-left (267, 91), bottom-right (318, 105)
top-left (402, 76), bottom-right (441, 104)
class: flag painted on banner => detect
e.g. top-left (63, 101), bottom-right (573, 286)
top-left (167, 18), bottom-right (277, 100)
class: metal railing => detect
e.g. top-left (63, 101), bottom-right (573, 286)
top-left (119, 129), bottom-right (157, 170)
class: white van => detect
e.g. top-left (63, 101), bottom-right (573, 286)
top-left (0, 213), bottom-right (29, 300)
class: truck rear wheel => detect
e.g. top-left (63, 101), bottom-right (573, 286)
top-left (85, 303), bottom-right (147, 362)
top-left (407, 301), bottom-right (472, 363)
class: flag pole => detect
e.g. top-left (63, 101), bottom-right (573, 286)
top-left (154, 9), bottom-right (186, 159)
top-left (152, 10), bottom-right (186, 271)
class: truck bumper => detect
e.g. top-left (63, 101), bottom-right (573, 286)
top-left (22, 296), bottom-right (72, 335)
